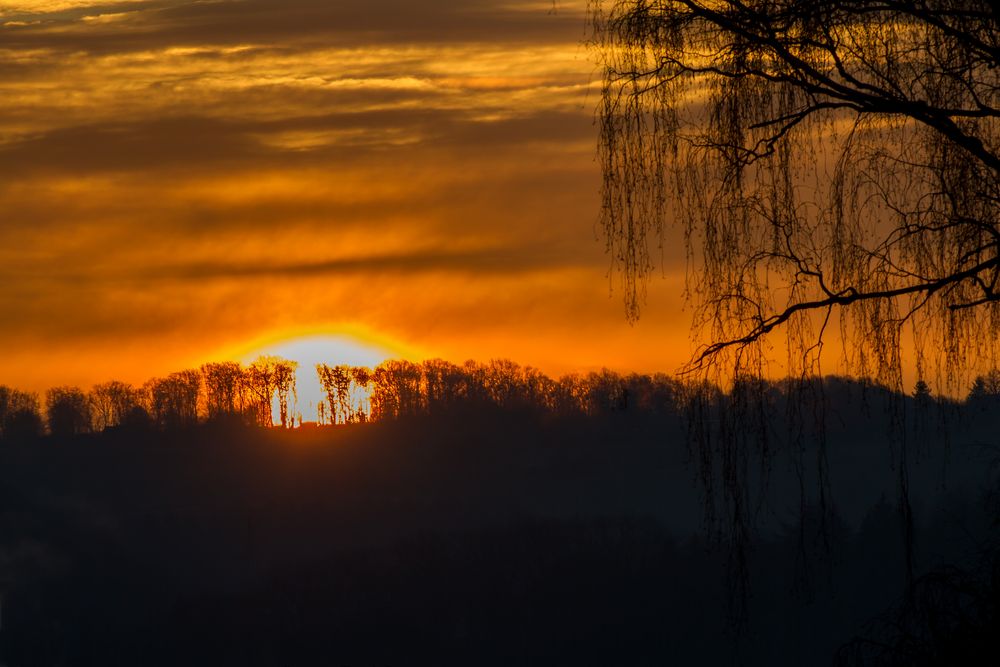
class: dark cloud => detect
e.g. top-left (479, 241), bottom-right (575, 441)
top-left (0, 108), bottom-right (593, 176)
top-left (1, 244), bottom-right (586, 289)
top-left (2, 0), bottom-right (587, 55)
top-left (146, 245), bottom-right (583, 280)
top-left (0, 116), bottom-right (262, 173)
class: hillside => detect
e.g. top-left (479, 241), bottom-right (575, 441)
top-left (0, 391), bottom-right (998, 665)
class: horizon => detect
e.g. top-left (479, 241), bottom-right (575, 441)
top-left (4, 352), bottom-right (990, 437)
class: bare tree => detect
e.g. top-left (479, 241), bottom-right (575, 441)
top-left (146, 370), bottom-right (201, 430)
top-left (46, 386), bottom-right (93, 437)
top-left (552, 374), bottom-right (590, 415)
top-left (585, 369), bottom-right (630, 414)
top-left (245, 356), bottom-right (297, 428)
top-left (0, 385), bottom-right (42, 441)
top-left (89, 381), bottom-right (141, 431)
top-left (272, 359), bottom-right (298, 428)
top-left (483, 359), bottom-right (526, 408)
top-left (589, 0), bottom-right (1000, 611)
top-left (317, 364), bottom-right (353, 424)
top-left (523, 365), bottom-right (557, 412)
top-left (349, 366), bottom-right (373, 422)
top-left (317, 364), bottom-right (375, 424)
top-left (371, 360), bottom-right (423, 420)
top-left (591, 0), bottom-right (1000, 388)
top-left (201, 362), bottom-right (245, 420)
top-left (421, 359), bottom-right (467, 413)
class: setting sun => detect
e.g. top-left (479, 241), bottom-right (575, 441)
top-left (218, 327), bottom-right (422, 423)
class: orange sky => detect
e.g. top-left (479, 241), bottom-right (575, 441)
top-left (0, 0), bottom-right (702, 393)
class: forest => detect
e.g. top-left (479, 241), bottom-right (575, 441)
top-left (1, 360), bottom-right (999, 665)
top-left (3, 358), bottom-right (677, 437)
top-left (3, 356), bottom-right (1000, 438)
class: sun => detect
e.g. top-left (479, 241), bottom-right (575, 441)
top-left (211, 326), bottom-right (424, 424)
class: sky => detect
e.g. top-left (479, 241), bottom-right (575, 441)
top-left (0, 0), bottom-right (694, 394)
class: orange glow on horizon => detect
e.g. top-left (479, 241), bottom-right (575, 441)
top-left (213, 326), bottom-right (424, 423)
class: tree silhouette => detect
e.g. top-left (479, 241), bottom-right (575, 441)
top-left (591, 0), bottom-right (1000, 389)
top-left (0, 385), bottom-right (42, 442)
top-left (317, 364), bottom-right (353, 424)
top-left (591, 0), bottom-right (1000, 608)
top-left (552, 374), bottom-right (589, 416)
top-left (0, 356), bottom-right (704, 439)
top-left (421, 359), bottom-right (466, 414)
top-left (45, 386), bottom-right (93, 437)
top-left (913, 380), bottom-right (932, 403)
top-left (201, 362), bottom-right (245, 420)
top-left (146, 370), bottom-right (201, 430)
top-left (524, 365), bottom-right (558, 413)
top-left (272, 359), bottom-right (297, 428)
top-left (89, 381), bottom-right (142, 431)
top-left (349, 366), bottom-right (373, 422)
top-left (966, 368), bottom-right (1000, 409)
top-left (371, 360), bottom-right (423, 420)
top-left (585, 369), bottom-right (630, 415)
top-left (245, 357), bottom-right (297, 428)
top-left (626, 372), bottom-right (680, 416)
top-left (481, 359), bottom-right (521, 408)
top-left (461, 360), bottom-right (490, 405)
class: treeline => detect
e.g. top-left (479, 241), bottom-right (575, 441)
top-left (315, 359), bottom-right (666, 424)
top-left (0, 357), bottom-right (298, 441)
top-left (2, 358), bottom-right (1000, 442)
top-left (0, 358), bottom-right (677, 441)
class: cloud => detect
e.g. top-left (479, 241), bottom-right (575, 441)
top-left (1, 0), bottom-right (589, 54)
top-left (0, 0), bottom-right (156, 20)
top-left (146, 245), bottom-right (586, 279)
top-left (0, 107), bottom-right (593, 175)
top-left (0, 0), bottom-right (697, 391)
top-left (2, 245), bottom-right (587, 289)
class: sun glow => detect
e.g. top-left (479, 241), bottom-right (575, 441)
top-left (216, 327), bottom-right (424, 424)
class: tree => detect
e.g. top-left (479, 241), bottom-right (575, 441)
top-left (913, 380), bottom-right (932, 404)
top-left (317, 364), bottom-right (353, 424)
top-left (272, 359), bottom-right (298, 428)
top-left (89, 381), bottom-right (142, 431)
top-left (45, 386), bottom-right (93, 437)
top-left (371, 360), bottom-right (423, 420)
top-left (552, 373), bottom-right (590, 415)
top-left (349, 366), bottom-right (373, 422)
top-left (523, 365), bottom-right (558, 412)
top-left (317, 364), bottom-right (376, 424)
top-left (966, 368), bottom-right (1000, 406)
top-left (146, 370), bottom-right (201, 430)
top-left (245, 356), bottom-right (297, 428)
top-left (589, 0), bottom-right (1000, 609)
top-left (483, 359), bottom-right (527, 408)
top-left (421, 359), bottom-right (467, 413)
top-left (201, 362), bottom-right (245, 420)
top-left (245, 358), bottom-right (276, 427)
top-left (585, 368), bottom-right (629, 414)
top-left (591, 0), bottom-right (1000, 389)
top-left (0, 385), bottom-right (42, 442)
top-left (626, 372), bottom-right (680, 415)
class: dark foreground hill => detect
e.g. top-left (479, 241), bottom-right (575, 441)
top-left (0, 400), bottom-right (998, 666)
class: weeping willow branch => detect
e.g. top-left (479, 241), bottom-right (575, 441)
top-left (591, 0), bottom-right (1000, 389)
top-left (591, 0), bottom-right (1000, 620)
top-left (692, 255), bottom-right (1000, 369)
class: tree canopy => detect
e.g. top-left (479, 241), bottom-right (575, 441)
top-left (591, 0), bottom-right (1000, 392)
